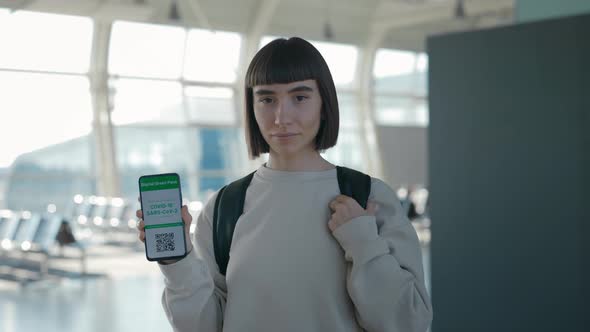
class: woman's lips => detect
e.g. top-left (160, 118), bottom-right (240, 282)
top-left (272, 133), bottom-right (299, 141)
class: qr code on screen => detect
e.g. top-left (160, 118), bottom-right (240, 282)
top-left (155, 232), bottom-right (175, 252)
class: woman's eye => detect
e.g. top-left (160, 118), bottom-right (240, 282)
top-left (258, 97), bottom-right (273, 104)
top-left (295, 95), bottom-right (308, 102)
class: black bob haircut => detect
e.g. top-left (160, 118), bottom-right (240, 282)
top-left (244, 37), bottom-right (339, 159)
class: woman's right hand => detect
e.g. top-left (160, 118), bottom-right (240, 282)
top-left (136, 204), bottom-right (194, 264)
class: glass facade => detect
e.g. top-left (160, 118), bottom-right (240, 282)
top-left (0, 12), bottom-right (428, 213)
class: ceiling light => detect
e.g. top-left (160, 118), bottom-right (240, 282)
top-left (455, 0), bottom-right (466, 19)
top-left (169, 0), bottom-right (181, 21)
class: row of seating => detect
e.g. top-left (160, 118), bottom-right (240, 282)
top-left (0, 195), bottom-right (145, 284)
top-left (65, 194), bottom-right (201, 240)
top-left (0, 209), bottom-right (74, 284)
top-left (0, 210), bottom-right (63, 254)
top-left (65, 195), bottom-right (138, 238)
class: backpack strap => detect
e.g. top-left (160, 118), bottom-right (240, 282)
top-left (336, 166), bottom-right (372, 209)
top-left (212, 167), bottom-right (371, 276)
top-left (212, 171), bottom-right (255, 276)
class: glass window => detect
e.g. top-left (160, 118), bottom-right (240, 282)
top-left (0, 8), bottom-right (9, 19)
top-left (375, 96), bottom-right (429, 127)
top-left (374, 49), bottom-right (416, 78)
top-left (115, 127), bottom-right (196, 199)
top-left (373, 49), bottom-right (427, 95)
top-left (109, 21), bottom-right (186, 79)
top-left (110, 78), bottom-right (184, 125)
top-left (0, 11), bottom-right (93, 73)
top-left (415, 53), bottom-right (428, 96)
top-left (415, 101), bottom-right (429, 126)
top-left (322, 129), bottom-right (365, 172)
top-left (6, 135), bottom-right (95, 212)
top-left (0, 71), bottom-right (94, 212)
top-left (337, 92), bottom-right (359, 129)
top-left (115, 127), bottom-right (245, 201)
top-left (183, 29), bottom-right (241, 83)
top-left (311, 40), bottom-right (358, 87)
top-left (0, 71), bottom-right (93, 168)
top-left (416, 53), bottom-right (428, 72)
top-left (0, 167), bottom-right (8, 208)
top-left (373, 48), bottom-right (429, 127)
top-left (184, 86), bottom-right (236, 125)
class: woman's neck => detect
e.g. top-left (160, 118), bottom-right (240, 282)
top-left (266, 151), bottom-right (334, 172)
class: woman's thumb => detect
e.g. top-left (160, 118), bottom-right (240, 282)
top-left (366, 201), bottom-right (379, 216)
top-left (181, 205), bottom-right (193, 225)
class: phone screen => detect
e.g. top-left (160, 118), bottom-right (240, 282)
top-left (139, 173), bottom-right (187, 261)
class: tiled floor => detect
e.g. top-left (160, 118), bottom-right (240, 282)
top-left (1, 277), bottom-right (171, 332)
top-left (0, 244), bottom-right (172, 332)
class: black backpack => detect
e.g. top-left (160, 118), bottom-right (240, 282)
top-left (212, 166), bottom-right (371, 275)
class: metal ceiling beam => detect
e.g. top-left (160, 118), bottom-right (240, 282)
top-left (16, 0), bottom-right (154, 22)
top-left (183, 0), bottom-right (211, 30)
top-left (244, 0), bottom-right (281, 59)
top-left (373, 0), bottom-right (513, 31)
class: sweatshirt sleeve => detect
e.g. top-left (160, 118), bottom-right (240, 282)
top-left (331, 178), bottom-right (433, 332)
top-left (158, 190), bottom-right (226, 332)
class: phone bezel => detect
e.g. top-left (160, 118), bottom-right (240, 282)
top-left (138, 172), bottom-right (188, 262)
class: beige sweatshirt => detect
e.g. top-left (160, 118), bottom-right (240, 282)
top-left (158, 164), bottom-right (432, 332)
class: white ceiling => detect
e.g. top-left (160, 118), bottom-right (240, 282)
top-left (0, 0), bottom-right (515, 52)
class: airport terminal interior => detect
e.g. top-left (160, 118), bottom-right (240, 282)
top-left (1, 1), bottom-right (589, 331)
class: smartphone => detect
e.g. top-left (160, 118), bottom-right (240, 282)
top-left (138, 173), bottom-right (187, 261)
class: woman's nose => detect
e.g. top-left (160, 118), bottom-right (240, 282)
top-left (274, 101), bottom-right (292, 125)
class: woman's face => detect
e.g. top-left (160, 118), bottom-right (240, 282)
top-left (253, 79), bottom-right (323, 158)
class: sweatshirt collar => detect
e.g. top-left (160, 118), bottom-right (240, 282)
top-left (255, 163), bottom-right (337, 183)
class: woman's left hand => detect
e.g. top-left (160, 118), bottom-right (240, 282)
top-left (328, 195), bottom-right (378, 232)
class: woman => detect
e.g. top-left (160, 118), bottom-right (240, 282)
top-left (137, 37), bottom-right (432, 332)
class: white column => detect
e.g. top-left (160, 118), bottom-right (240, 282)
top-left (356, 19), bottom-right (388, 178)
top-left (88, 21), bottom-right (119, 196)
